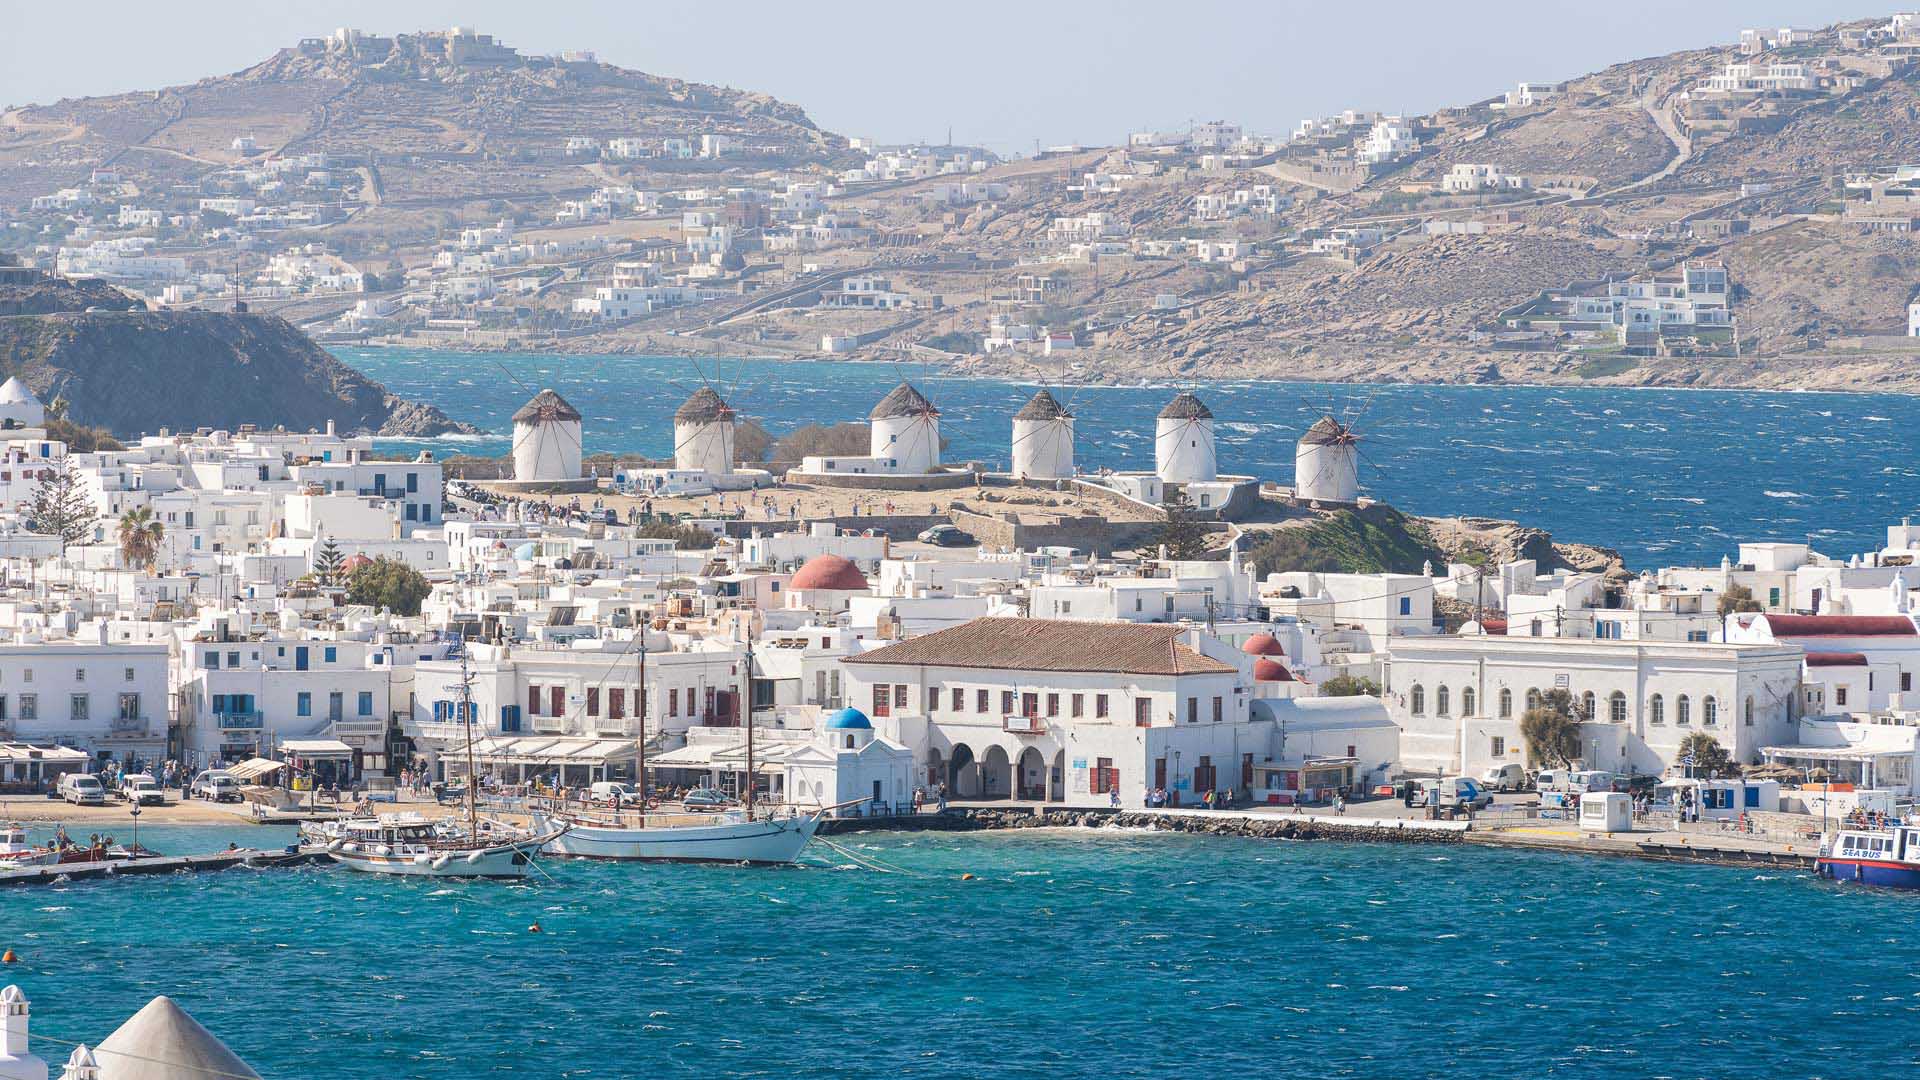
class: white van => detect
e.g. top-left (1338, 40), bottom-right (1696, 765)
top-left (589, 781), bottom-right (641, 805)
top-left (59, 773), bottom-right (106, 806)
top-left (122, 773), bottom-right (165, 806)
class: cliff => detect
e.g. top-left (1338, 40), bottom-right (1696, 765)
top-left (0, 307), bottom-right (477, 437)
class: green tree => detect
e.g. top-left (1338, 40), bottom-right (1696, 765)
top-left (312, 537), bottom-right (345, 585)
top-left (1520, 688), bottom-right (1582, 769)
top-left (1318, 674), bottom-right (1381, 697)
top-left (116, 506), bottom-right (164, 570)
top-left (1717, 583), bottom-right (1763, 617)
top-left (28, 462), bottom-right (97, 550)
top-left (346, 556), bottom-right (433, 616)
top-left (1154, 491), bottom-right (1211, 561)
top-left (1676, 731), bottom-right (1734, 779)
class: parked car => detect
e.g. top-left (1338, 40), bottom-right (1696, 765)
top-left (121, 773), bottom-right (166, 806)
top-left (58, 773), bottom-right (106, 806)
top-left (1425, 777), bottom-right (1494, 811)
top-left (916, 524), bottom-right (976, 547)
top-left (1479, 763), bottom-right (1528, 793)
top-left (589, 781), bottom-right (641, 805)
top-left (681, 787), bottom-right (732, 809)
top-left (191, 770), bottom-right (243, 803)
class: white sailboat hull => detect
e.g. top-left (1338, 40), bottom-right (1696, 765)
top-left (534, 811), bottom-right (820, 864)
top-left (328, 836), bottom-right (550, 879)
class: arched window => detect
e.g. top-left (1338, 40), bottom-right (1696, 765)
top-left (1411, 684), bottom-right (1425, 716)
top-left (1498, 688), bottom-right (1513, 718)
top-left (1437, 685), bottom-right (1451, 717)
top-left (1704, 696), bottom-right (1719, 727)
top-left (1462, 687), bottom-right (1477, 716)
top-left (1608, 691), bottom-right (1627, 724)
top-left (1677, 695), bottom-right (1692, 726)
top-left (1745, 695), bottom-right (1755, 726)
top-left (1650, 694), bottom-right (1664, 725)
top-left (1526, 688), bottom-right (1542, 712)
top-left (1581, 691), bottom-right (1596, 720)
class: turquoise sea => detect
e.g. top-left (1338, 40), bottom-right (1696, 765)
top-left (343, 348), bottom-right (1920, 567)
top-left (3, 823), bottom-right (1916, 1078)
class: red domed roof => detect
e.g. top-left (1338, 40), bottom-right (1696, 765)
top-left (1241, 633), bottom-right (1285, 657)
top-left (340, 554), bottom-right (374, 573)
top-left (790, 554), bottom-right (869, 592)
top-left (1253, 657), bottom-right (1294, 682)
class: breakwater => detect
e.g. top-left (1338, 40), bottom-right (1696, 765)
top-left (823, 806), bottom-right (1468, 845)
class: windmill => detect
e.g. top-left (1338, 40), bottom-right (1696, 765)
top-left (1293, 390), bottom-right (1381, 505)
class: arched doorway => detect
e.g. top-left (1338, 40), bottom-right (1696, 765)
top-left (1049, 749), bottom-right (1066, 802)
top-left (924, 747), bottom-right (946, 791)
top-left (1016, 747), bottom-right (1047, 800)
top-left (948, 744), bottom-right (979, 798)
top-left (980, 745), bottom-right (1013, 800)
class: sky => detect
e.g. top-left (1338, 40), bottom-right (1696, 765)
top-left (0, 1), bottom-right (1889, 153)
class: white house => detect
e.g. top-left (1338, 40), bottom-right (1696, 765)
top-left (779, 705), bottom-right (916, 815)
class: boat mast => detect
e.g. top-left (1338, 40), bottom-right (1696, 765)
top-left (636, 615), bottom-right (648, 814)
top-left (743, 628), bottom-right (755, 821)
top-left (459, 646), bottom-right (477, 835)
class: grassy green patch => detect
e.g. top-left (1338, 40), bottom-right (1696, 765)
top-left (1249, 505), bottom-right (1446, 576)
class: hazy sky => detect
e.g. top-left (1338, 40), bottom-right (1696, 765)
top-left (1, 1), bottom-right (1886, 152)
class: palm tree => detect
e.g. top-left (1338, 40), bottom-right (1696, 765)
top-left (117, 507), bottom-right (164, 570)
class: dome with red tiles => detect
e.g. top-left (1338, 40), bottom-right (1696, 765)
top-left (1241, 633), bottom-right (1285, 657)
top-left (790, 554), bottom-right (869, 592)
top-left (1252, 657), bottom-right (1294, 682)
top-left (340, 554), bottom-right (374, 574)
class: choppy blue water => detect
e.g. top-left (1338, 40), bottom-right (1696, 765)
top-left (345, 348), bottom-right (1920, 568)
top-left (2, 824), bottom-right (1914, 1078)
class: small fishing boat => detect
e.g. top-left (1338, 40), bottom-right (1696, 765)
top-left (0, 823), bottom-right (58, 868)
top-left (323, 814), bottom-right (562, 879)
top-left (1816, 821), bottom-right (1920, 888)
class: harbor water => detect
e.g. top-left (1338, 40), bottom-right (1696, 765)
top-left (346, 348), bottom-right (1920, 568)
top-left (4, 824), bottom-right (1917, 1077)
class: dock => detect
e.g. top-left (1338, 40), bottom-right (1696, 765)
top-left (0, 849), bottom-right (327, 888)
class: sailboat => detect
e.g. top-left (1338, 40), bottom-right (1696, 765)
top-left (327, 647), bottom-right (565, 879)
top-left (535, 625), bottom-right (821, 864)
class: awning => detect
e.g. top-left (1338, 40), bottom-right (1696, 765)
top-left (0, 743), bottom-right (91, 764)
top-left (464, 736), bottom-right (639, 767)
top-left (227, 757), bottom-right (287, 782)
top-left (648, 742), bottom-right (785, 774)
top-left (1761, 745), bottom-right (1888, 762)
top-left (280, 740), bottom-right (355, 757)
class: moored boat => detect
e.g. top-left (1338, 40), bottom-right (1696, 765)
top-left (533, 804), bottom-right (820, 864)
top-left (0, 823), bottom-right (59, 868)
top-left (323, 814), bottom-right (562, 879)
top-left (1816, 822), bottom-right (1920, 888)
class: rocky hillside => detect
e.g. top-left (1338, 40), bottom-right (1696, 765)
top-left (0, 28), bottom-right (844, 207)
top-left (0, 274), bottom-right (472, 436)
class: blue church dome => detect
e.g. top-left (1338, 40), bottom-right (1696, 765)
top-left (826, 707), bottom-right (872, 730)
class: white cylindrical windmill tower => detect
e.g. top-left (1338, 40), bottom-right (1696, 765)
top-left (673, 386), bottom-right (735, 476)
top-left (510, 388), bottom-right (583, 483)
top-left (1294, 414), bottom-right (1360, 504)
top-left (870, 381), bottom-right (941, 473)
top-left (1011, 389), bottom-right (1074, 480)
top-left (1154, 390), bottom-right (1217, 484)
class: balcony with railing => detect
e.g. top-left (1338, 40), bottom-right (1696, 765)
top-left (1003, 714), bottom-right (1046, 736)
top-left (330, 716), bottom-right (386, 737)
top-left (215, 711), bottom-right (264, 730)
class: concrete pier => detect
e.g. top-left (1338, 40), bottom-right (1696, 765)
top-left (0, 849), bottom-right (325, 888)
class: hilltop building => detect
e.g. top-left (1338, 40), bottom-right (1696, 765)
top-left (1009, 389), bottom-right (1075, 481)
top-left (1294, 415), bottom-right (1361, 505)
top-left (788, 382), bottom-right (971, 490)
top-left (617, 387), bottom-right (770, 496)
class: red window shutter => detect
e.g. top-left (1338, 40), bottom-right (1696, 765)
top-left (528, 685), bottom-right (540, 716)
top-left (550, 686), bottom-right (564, 717)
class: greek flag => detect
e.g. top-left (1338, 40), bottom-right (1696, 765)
top-left (1681, 751), bottom-right (1696, 766)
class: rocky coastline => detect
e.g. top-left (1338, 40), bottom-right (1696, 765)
top-left (822, 807), bottom-right (1466, 846)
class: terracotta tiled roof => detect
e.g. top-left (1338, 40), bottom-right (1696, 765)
top-left (844, 617), bottom-right (1235, 675)
top-left (1805, 651), bottom-right (1870, 667)
top-left (1253, 657), bottom-right (1294, 681)
top-left (1761, 615), bottom-right (1917, 638)
top-left (1241, 632), bottom-right (1285, 657)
